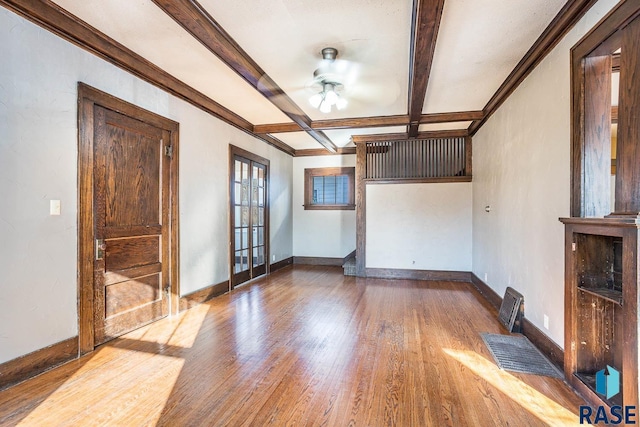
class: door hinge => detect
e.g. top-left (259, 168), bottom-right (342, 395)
top-left (95, 238), bottom-right (106, 261)
top-left (164, 145), bottom-right (173, 157)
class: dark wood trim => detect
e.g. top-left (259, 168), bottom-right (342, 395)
top-left (0, 0), bottom-right (295, 157)
top-left (254, 115), bottom-right (409, 134)
top-left (582, 54), bottom-right (612, 217)
top-left (303, 167), bottom-right (355, 210)
top-left (229, 144), bottom-right (270, 167)
top-left (570, 0), bottom-right (640, 217)
top-left (469, 273), bottom-right (502, 310)
top-left (259, 135), bottom-right (296, 156)
top-left (614, 12), bottom-right (640, 215)
top-left (612, 51), bottom-right (621, 72)
top-left (355, 143), bottom-right (367, 277)
top-left (570, 54), bottom-right (585, 217)
top-left (364, 176), bottom-right (472, 185)
top-left (343, 250), bottom-right (356, 264)
top-left (270, 256), bottom-right (293, 273)
top-left (78, 83), bottom-right (180, 354)
top-left (522, 318), bottom-right (565, 369)
top-left (0, 336), bottom-right (78, 391)
top-left (407, 0), bottom-right (446, 137)
top-left (572, 0), bottom-right (640, 60)
top-left (293, 257), bottom-right (343, 266)
top-left (469, 273), bottom-right (564, 369)
top-left (314, 115), bottom-right (408, 131)
top-left (253, 111), bottom-right (483, 134)
top-left (151, 0), bottom-right (337, 153)
top-left (465, 136), bottom-right (473, 177)
top-left (366, 268), bottom-right (471, 282)
top-left (303, 205), bottom-right (355, 211)
top-left (419, 111), bottom-right (484, 124)
top-left (469, 0), bottom-right (600, 136)
top-left (179, 280), bottom-right (229, 312)
top-left (352, 129), bottom-right (468, 144)
top-left (294, 147), bottom-right (356, 157)
top-left (169, 110), bottom-right (181, 317)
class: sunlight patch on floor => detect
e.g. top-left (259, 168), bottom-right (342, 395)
top-left (127, 303), bottom-right (210, 348)
top-left (18, 349), bottom-right (185, 426)
top-left (443, 348), bottom-right (578, 426)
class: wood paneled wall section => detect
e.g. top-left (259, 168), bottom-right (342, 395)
top-left (355, 143), bottom-right (366, 277)
top-left (614, 15), bottom-right (640, 214)
top-left (582, 55), bottom-right (612, 217)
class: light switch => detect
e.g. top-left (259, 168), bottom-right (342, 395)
top-left (50, 200), bottom-right (61, 216)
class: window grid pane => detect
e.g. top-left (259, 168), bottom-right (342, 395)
top-left (311, 174), bottom-right (350, 205)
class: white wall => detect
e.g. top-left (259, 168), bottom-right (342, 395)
top-left (367, 183), bottom-right (472, 271)
top-left (0, 8), bottom-right (292, 363)
top-left (292, 155), bottom-right (356, 259)
top-left (472, 0), bottom-right (620, 347)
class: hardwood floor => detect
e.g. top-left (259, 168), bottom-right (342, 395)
top-left (0, 266), bottom-right (585, 426)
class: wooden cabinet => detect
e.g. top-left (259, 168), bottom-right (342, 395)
top-left (560, 218), bottom-right (639, 409)
top-left (564, 0), bottom-right (640, 411)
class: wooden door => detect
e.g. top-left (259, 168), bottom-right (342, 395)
top-left (230, 146), bottom-right (269, 288)
top-left (92, 106), bottom-right (170, 345)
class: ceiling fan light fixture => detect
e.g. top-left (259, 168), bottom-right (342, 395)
top-left (309, 92), bottom-right (324, 109)
top-left (324, 83), bottom-right (338, 104)
top-left (319, 99), bottom-right (332, 114)
top-left (336, 97), bottom-right (348, 110)
top-left (308, 47), bottom-right (349, 114)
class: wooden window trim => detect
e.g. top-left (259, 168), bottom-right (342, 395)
top-left (304, 167), bottom-right (355, 210)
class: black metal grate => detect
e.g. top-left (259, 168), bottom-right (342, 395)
top-left (481, 333), bottom-right (563, 378)
top-left (498, 287), bottom-right (524, 333)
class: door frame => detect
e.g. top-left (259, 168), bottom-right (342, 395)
top-left (229, 145), bottom-right (270, 288)
top-left (77, 83), bottom-right (180, 355)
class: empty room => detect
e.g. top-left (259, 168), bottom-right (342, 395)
top-left (1, 0), bottom-right (639, 425)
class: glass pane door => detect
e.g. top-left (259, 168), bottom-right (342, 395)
top-left (231, 150), bottom-right (268, 287)
top-left (252, 164), bottom-right (266, 277)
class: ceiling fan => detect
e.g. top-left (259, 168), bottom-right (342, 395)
top-left (308, 47), bottom-right (349, 113)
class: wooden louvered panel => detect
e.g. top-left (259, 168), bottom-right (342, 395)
top-left (364, 137), bottom-right (469, 181)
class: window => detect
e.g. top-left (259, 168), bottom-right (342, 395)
top-left (304, 167), bottom-right (355, 210)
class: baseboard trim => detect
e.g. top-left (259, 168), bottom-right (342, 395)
top-left (522, 318), bottom-right (564, 369)
top-left (469, 273), bottom-right (564, 370)
top-left (179, 280), bottom-right (229, 312)
top-left (342, 250), bottom-right (356, 264)
top-left (293, 256), bottom-right (343, 266)
top-left (469, 273), bottom-right (502, 310)
top-left (0, 336), bottom-right (78, 391)
top-left (270, 256), bottom-right (293, 273)
top-left (366, 268), bottom-right (472, 282)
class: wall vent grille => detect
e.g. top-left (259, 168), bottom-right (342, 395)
top-left (498, 287), bottom-right (524, 333)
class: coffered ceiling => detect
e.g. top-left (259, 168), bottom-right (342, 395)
top-left (10, 0), bottom-right (599, 154)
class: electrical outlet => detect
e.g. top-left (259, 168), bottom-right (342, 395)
top-left (272, 254), bottom-right (276, 261)
top-left (543, 314), bottom-right (549, 330)
top-left (484, 273), bottom-right (488, 282)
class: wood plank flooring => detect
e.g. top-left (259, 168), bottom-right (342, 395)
top-left (0, 266), bottom-right (586, 426)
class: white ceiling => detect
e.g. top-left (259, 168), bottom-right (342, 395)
top-left (424, 0), bottom-right (566, 113)
top-left (49, 0), bottom-right (574, 151)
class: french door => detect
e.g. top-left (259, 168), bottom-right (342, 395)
top-left (230, 145), bottom-right (269, 287)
